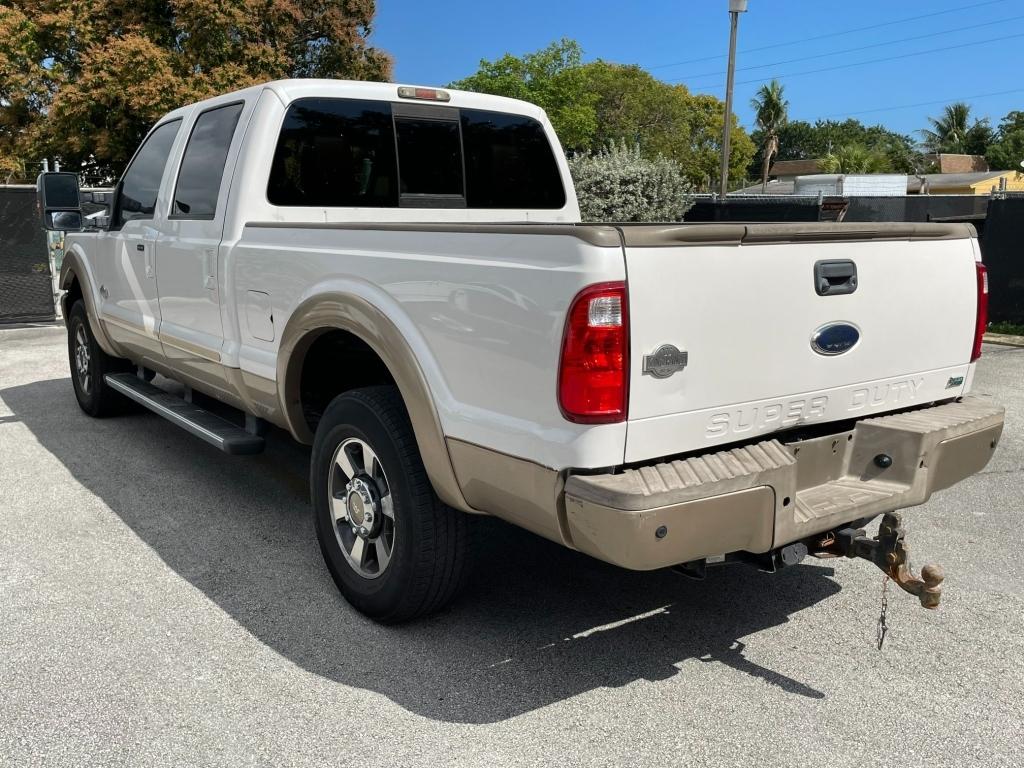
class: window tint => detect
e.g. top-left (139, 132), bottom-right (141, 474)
top-left (173, 103), bottom-right (243, 218)
top-left (117, 119), bottom-right (181, 227)
top-left (461, 110), bottom-right (565, 209)
top-left (394, 117), bottom-right (464, 201)
top-left (268, 99), bottom-right (397, 207)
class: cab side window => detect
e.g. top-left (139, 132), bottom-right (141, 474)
top-left (173, 103), bottom-right (244, 219)
top-left (116, 119), bottom-right (182, 228)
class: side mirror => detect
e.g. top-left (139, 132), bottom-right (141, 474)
top-left (46, 210), bottom-right (84, 230)
top-left (37, 172), bottom-right (83, 231)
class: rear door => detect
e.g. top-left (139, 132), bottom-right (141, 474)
top-left (622, 224), bottom-right (980, 462)
top-left (155, 100), bottom-right (247, 372)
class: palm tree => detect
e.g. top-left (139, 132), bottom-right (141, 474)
top-left (920, 102), bottom-right (993, 155)
top-left (750, 79), bottom-right (788, 192)
top-left (819, 143), bottom-right (893, 174)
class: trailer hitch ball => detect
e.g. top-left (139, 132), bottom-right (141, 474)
top-left (817, 512), bottom-right (945, 609)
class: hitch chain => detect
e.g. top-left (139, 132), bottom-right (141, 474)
top-left (816, 512), bottom-right (945, 610)
top-left (877, 576), bottom-right (890, 650)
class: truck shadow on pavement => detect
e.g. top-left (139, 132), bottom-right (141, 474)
top-left (3, 377), bottom-right (843, 723)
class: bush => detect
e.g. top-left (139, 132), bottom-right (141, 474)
top-left (568, 141), bottom-right (694, 222)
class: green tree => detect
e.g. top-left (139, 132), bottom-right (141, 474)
top-left (996, 110), bottom-right (1024, 134)
top-left (453, 44), bottom-right (754, 191)
top-left (920, 102), bottom-right (994, 155)
top-left (750, 79), bottom-right (788, 192)
top-left (763, 120), bottom-right (819, 161)
top-left (577, 61), bottom-right (754, 190)
top-left (987, 132), bottom-right (1024, 170)
top-left (750, 118), bottom-right (925, 178)
top-left (986, 110), bottom-right (1024, 170)
top-left (819, 143), bottom-right (893, 174)
top-left (451, 39), bottom-right (598, 149)
top-left (0, 0), bottom-right (391, 182)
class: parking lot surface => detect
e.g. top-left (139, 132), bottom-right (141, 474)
top-left (2, 329), bottom-right (1022, 767)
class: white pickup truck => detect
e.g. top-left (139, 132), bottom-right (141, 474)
top-left (39, 79), bottom-right (1004, 622)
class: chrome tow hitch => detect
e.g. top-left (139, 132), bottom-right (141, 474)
top-left (814, 512), bottom-right (945, 610)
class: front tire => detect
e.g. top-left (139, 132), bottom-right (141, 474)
top-left (311, 386), bottom-right (471, 623)
top-left (67, 300), bottom-right (132, 417)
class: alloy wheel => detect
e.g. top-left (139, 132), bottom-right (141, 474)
top-left (328, 437), bottom-right (396, 579)
top-left (74, 324), bottom-right (92, 395)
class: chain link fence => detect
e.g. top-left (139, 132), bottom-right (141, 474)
top-left (0, 186), bottom-right (54, 323)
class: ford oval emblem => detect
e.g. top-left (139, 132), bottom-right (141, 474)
top-left (811, 322), bottom-right (860, 356)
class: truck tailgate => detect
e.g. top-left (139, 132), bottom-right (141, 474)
top-left (622, 224), bottom-right (980, 463)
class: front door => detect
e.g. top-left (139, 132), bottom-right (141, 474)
top-left (97, 119), bottom-right (183, 362)
top-left (154, 101), bottom-right (246, 387)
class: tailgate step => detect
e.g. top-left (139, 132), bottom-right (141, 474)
top-left (104, 373), bottom-right (265, 455)
top-left (794, 481), bottom-right (898, 524)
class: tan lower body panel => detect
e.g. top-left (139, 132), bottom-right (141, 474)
top-left (100, 315), bottom-right (164, 362)
top-left (97, 318), bottom-right (291, 431)
top-left (566, 487), bottom-right (775, 571)
top-left (564, 397), bottom-right (1004, 571)
top-left (446, 438), bottom-right (566, 541)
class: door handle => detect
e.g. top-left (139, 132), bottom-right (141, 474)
top-left (814, 260), bottom-right (858, 296)
top-left (203, 248), bottom-right (216, 290)
top-left (135, 242), bottom-right (155, 278)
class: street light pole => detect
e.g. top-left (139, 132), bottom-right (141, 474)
top-left (719, 0), bottom-right (748, 198)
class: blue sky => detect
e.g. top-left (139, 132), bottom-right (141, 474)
top-left (373, 0), bottom-right (1024, 138)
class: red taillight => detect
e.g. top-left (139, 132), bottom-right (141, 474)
top-left (972, 262), bottom-right (988, 362)
top-left (558, 282), bottom-right (629, 423)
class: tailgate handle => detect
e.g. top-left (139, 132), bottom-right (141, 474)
top-left (814, 260), bottom-right (858, 296)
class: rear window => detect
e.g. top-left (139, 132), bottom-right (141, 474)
top-left (461, 109), bottom-right (566, 209)
top-left (395, 115), bottom-right (464, 204)
top-left (268, 98), bottom-right (398, 207)
top-left (267, 98), bottom-right (566, 210)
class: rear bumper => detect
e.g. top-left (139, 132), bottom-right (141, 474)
top-left (564, 396), bottom-right (1004, 571)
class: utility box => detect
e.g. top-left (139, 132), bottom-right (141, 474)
top-left (794, 174), bottom-right (908, 198)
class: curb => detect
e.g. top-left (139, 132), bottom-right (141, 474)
top-left (0, 322), bottom-right (65, 341)
top-left (984, 333), bottom-right (1024, 348)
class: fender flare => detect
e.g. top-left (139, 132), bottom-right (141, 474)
top-left (59, 249), bottom-right (120, 357)
top-left (277, 291), bottom-right (473, 514)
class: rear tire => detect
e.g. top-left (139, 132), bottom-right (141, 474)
top-left (67, 300), bottom-right (132, 417)
top-left (311, 386), bottom-right (471, 623)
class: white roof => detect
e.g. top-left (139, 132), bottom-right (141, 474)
top-left (161, 79), bottom-right (547, 124)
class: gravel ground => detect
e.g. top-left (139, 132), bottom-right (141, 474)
top-left (1, 329), bottom-right (1021, 767)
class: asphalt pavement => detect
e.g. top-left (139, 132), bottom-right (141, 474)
top-left (1, 328), bottom-right (1022, 767)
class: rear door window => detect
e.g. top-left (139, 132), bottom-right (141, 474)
top-left (172, 102), bottom-right (244, 219)
top-left (268, 98), bottom-right (398, 207)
